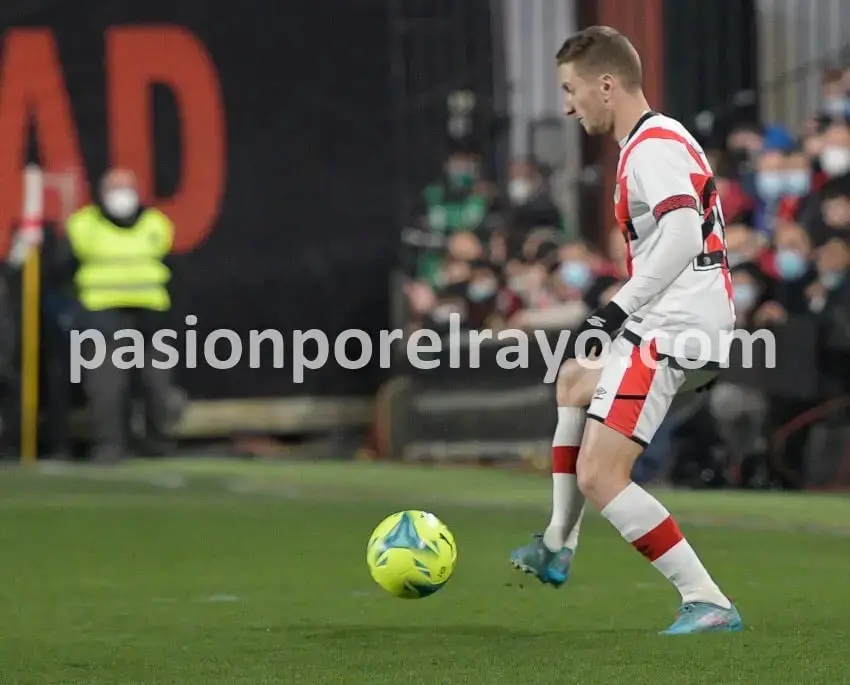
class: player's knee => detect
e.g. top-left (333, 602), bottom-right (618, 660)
top-left (575, 451), bottom-right (611, 501)
top-left (577, 452), bottom-right (630, 504)
top-left (555, 359), bottom-right (595, 407)
top-left (575, 455), bottom-right (596, 499)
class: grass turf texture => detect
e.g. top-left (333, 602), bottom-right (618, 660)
top-left (0, 459), bottom-right (848, 684)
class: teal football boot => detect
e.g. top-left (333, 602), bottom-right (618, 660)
top-left (661, 601), bottom-right (743, 635)
top-left (509, 534), bottom-right (574, 587)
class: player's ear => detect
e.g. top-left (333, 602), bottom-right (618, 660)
top-left (599, 74), bottom-right (614, 98)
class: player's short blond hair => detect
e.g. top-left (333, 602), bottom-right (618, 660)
top-left (556, 26), bottom-right (642, 91)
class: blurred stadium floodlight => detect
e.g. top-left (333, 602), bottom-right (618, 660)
top-left (447, 89), bottom-right (476, 140)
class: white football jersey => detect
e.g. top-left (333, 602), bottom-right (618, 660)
top-left (614, 112), bottom-right (735, 365)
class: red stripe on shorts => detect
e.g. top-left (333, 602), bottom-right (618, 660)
top-left (604, 341), bottom-right (658, 439)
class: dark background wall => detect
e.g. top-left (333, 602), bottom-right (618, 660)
top-left (0, 0), bottom-right (496, 400)
top-left (662, 0), bottom-right (760, 140)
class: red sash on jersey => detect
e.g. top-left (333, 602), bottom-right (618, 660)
top-left (614, 127), bottom-right (733, 302)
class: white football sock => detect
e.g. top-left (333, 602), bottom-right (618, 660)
top-left (542, 407), bottom-right (586, 553)
top-left (601, 482), bottom-right (731, 608)
top-left (564, 506), bottom-right (585, 550)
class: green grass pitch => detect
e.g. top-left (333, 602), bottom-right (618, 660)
top-left (0, 458), bottom-right (848, 684)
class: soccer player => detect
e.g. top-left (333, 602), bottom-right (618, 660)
top-left (509, 26), bottom-right (742, 635)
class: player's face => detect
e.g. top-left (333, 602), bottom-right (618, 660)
top-left (558, 62), bottom-right (613, 135)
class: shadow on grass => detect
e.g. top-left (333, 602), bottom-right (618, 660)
top-left (274, 623), bottom-right (649, 642)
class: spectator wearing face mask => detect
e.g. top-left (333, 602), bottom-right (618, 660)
top-left (510, 241), bottom-right (592, 331)
top-left (781, 151), bottom-right (817, 214)
top-left (63, 168), bottom-right (184, 462)
top-left (752, 147), bottom-right (812, 234)
top-left (554, 242), bottom-right (595, 297)
top-left (751, 148), bottom-right (785, 233)
top-left (507, 241), bottom-right (587, 330)
top-left (760, 222), bottom-right (816, 323)
top-left (555, 240), bottom-right (620, 311)
top-left (462, 261), bottom-right (522, 331)
top-left (505, 158), bottom-right (562, 231)
top-left (416, 147), bottom-right (489, 287)
top-left (422, 146), bottom-right (489, 236)
top-left (817, 68), bottom-right (850, 125)
top-left (817, 122), bottom-right (850, 180)
top-left (728, 123), bottom-right (792, 196)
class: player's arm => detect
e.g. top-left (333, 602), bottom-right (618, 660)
top-left (565, 140), bottom-right (704, 359)
top-left (610, 140), bottom-right (703, 316)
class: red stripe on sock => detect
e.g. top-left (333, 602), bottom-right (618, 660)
top-left (552, 446), bottom-right (579, 475)
top-left (631, 515), bottom-right (683, 561)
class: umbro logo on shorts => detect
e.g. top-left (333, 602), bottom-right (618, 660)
top-left (587, 316), bottom-right (605, 327)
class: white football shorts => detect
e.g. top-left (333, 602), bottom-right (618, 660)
top-left (585, 333), bottom-right (716, 446)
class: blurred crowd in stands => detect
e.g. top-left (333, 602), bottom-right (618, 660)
top-left (401, 65), bottom-right (850, 491)
top-left (402, 149), bottom-right (624, 334)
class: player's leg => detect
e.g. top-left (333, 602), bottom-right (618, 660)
top-left (544, 359), bottom-right (595, 556)
top-left (580, 337), bottom-right (741, 634)
top-left (510, 358), bottom-right (599, 586)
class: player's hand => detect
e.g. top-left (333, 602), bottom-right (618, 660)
top-left (567, 300), bottom-right (628, 359)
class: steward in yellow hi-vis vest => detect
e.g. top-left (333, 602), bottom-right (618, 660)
top-left (67, 194), bottom-right (172, 312)
top-left (66, 168), bottom-right (184, 464)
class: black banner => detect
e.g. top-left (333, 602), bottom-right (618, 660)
top-left (661, 0), bottom-right (759, 142)
top-left (0, 0), bottom-right (496, 400)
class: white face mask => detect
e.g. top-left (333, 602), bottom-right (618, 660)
top-left (103, 188), bottom-right (139, 218)
top-left (820, 146), bottom-right (850, 177)
top-left (508, 178), bottom-right (532, 204)
top-left (824, 97), bottom-right (849, 120)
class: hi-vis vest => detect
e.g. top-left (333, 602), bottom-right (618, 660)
top-left (66, 206), bottom-right (173, 311)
